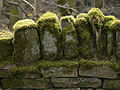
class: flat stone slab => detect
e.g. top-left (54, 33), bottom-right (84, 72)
top-left (41, 67), bottom-right (78, 77)
top-left (79, 65), bottom-right (117, 79)
top-left (2, 78), bottom-right (51, 89)
top-left (51, 77), bottom-right (101, 88)
top-left (103, 79), bottom-right (120, 90)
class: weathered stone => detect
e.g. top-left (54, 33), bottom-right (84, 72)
top-left (2, 78), bottom-right (51, 89)
top-left (49, 88), bottom-right (80, 90)
top-left (13, 19), bottom-right (40, 65)
top-left (79, 65), bottom-right (117, 79)
top-left (37, 12), bottom-right (61, 60)
top-left (0, 69), bottom-right (11, 77)
top-left (116, 31), bottom-right (120, 58)
top-left (103, 80), bottom-right (120, 90)
top-left (41, 67), bottom-right (78, 77)
top-left (61, 16), bottom-right (79, 59)
top-left (0, 30), bottom-right (14, 62)
top-left (51, 77), bottom-right (100, 88)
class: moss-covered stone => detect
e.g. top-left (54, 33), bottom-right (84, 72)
top-left (37, 12), bottom-right (61, 60)
top-left (13, 19), bottom-right (40, 65)
top-left (76, 13), bottom-right (88, 20)
top-left (0, 30), bottom-right (14, 62)
top-left (60, 16), bottom-right (79, 59)
top-left (76, 14), bottom-right (94, 59)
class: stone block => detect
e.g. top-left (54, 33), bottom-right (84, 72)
top-left (61, 16), bottom-right (79, 59)
top-left (41, 67), bottom-right (78, 77)
top-left (2, 78), bottom-right (51, 89)
top-left (51, 77), bottom-right (100, 88)
top-left (79, 65), bottom-right (117, 79)
top-left (13, 19), bottom-right (40, 65)
top-left (103, 79), bottom-right (120, 90)
top-left (37, 12), bottom-right (61, 60)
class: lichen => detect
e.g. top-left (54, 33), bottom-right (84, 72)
top-left (0, 30), bottom-right (14, 62)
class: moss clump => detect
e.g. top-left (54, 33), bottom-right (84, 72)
top-left (11, 66), bottom-right (40, 78)
top-left (87, 8), bottom-right (104, 30)
top-left (76, 13), bottom-right (88, 20)
top-left (13, 19), bottom-right (36, 31)
top-left (111, 20), bottom-right (120, 31)
top-left (103, 16), bottom-right (117, 31)
top-left (79, 59), bottom-right (114, 70)
top-left (0, 30), bottom-right (14, 62)
top-left (37, 60), bottom-right (78, 69)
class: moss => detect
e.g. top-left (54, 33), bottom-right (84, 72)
top-left (0, 30), bottom-right (14, 62)
top-left (76, 13), bottom-right (88, 20)
top-left (111, 20), bottom-right (120, 31)
top-left (13, 19), bottom-right (36, 31)
top-left (103, 16), bottom-right (117, 31)
top-left (37, 60), bottom-right (78, 69)
top-left (11, 66), bottom-right (40, 76)
top-left (87, 8), bottom-right (104, 30)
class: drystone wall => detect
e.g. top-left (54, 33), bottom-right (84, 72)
top-left (0, 8), bottom-right (120, 90)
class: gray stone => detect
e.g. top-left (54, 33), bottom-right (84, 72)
top-left (2, 78), bottom-right (51, 89)
top-left (41, 67), bottom-right (78, 77)
top-left (51, 77), bottom-right (100, 88)
top-left (79, 65), bottom-right (117, 79)
top-left (103, 79), bottom-right (120, 90)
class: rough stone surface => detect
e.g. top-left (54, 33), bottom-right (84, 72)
top-left (41, 67), bottom-right (78, 77)
top-left (79, 65), bottom-right (117, 79)
top-left (51, 77), bottom-right (100, 88)
top-left (0, 69), bottom-right (11, 77)
top-left (103, 80), bottom-right (120, 90)
top-left (13, 28), bottom-right (40, 65)
top-left (2, 78), bottom-right (51, 89)
top-left (42, 30), bottom-right (58, 60)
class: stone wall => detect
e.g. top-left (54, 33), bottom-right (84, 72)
top-left (0, 8), bottom-right (120, 90)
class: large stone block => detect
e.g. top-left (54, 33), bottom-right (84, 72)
top-left (0, 30), bottom-right (14, 62)
top-left (13, 19), bottom-right (40, 65)
top-left (76, 13), bottom-right (94, 59)
top-left (37, 60), bottom-right (78, 77)
top-left (51, 77), bottom-right (100, 88)
top-left (37, 12), bottom-right (62, 60)
top-left (79, 60), bottom-right (117, 79)
top-left (103, 80), bottom-right (120, 90)
top-left (61, 16), bottom-right (79, 59)
top-left (2, 78), bottom-right (51, 89)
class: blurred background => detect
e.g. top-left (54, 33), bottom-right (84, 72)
top-left (0, 0), bottom-right (120, 31)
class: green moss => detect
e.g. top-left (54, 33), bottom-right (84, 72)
top-left (61, 16), bottom-right (75, 25)
top-left (87, 8), bottom-right (104, 30)
top-left (13, 19), bottom-right (36, 31)
top-left (37, 60), bottom-right (78, 69)
top-left (0, 30), bottom-right (14, 62)
top-left (103, 16), bottom-right (117, 31)
top-left (76, 13), bottom-right (88, 20)
top-left (79, 59), bottom-right (114, 70)
top-left (111, 20), bottom-right (120, 31)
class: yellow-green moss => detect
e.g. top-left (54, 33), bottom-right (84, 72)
top-left (87, 8), bottom-right (104, 29)
top-left (104, 16), bottom-right (117, 31)
top-left (111, 20), bottom-right (120, 31)
top-left (37, 60), bottom-right (78, 69)
top-left (0, 30), bottom-right (14, 62)
top-left (76, 13), bottom-right (88, 20)
top-left (13, 19), bottom-right (36, 31)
